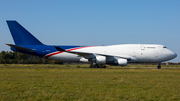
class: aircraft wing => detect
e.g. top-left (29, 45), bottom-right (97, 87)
top-left (68, 51), bottom-right (131, 60)
top-left (55, 46), bottom-right (131, 60)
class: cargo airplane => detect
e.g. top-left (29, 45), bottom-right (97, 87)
top-left (6, 21), bottom-right (177, 69)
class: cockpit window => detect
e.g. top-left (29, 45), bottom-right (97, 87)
top-left (163, 46), bottom-right (167, 48)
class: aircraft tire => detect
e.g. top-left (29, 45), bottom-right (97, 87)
top-left (157, 66), bottom-right (161, 69)
top-left (95, 64), bottom-right (99, 68)
top-left (99, 64), bottom-right (103, 68)
top-left (90, 64), bottom-right (106, 68)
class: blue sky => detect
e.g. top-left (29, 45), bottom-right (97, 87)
top-left (0, 0), bottom-right (180, 62)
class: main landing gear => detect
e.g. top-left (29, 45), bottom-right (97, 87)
top-left (90, 63), bottom-right (106, 68)
top-left (157, 63), bottom-right (161, 69)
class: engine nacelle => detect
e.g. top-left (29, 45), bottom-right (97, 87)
top-left (116, 58), bottom-right (127, 66)
top-left (90, 55), bottom-right (106, 64)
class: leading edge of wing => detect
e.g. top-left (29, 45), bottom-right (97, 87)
top-left (69, 51), bottom-right (131, 60)
top-left (54, 46), bottom-right (131, 60)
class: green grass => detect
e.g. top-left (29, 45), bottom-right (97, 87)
top-left (0, 64), bottom-right (180, 101)
top-left (0, 64), bottom-right (89, 68)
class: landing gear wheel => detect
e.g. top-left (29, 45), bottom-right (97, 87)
top-left (90, 63), bottom-right (96, 68)
top-left (99, 64), bottom-right (104, 68)
top-left (157, 66), bottom-right (161, 69)
top-left (90, 64), bottom-right (106, 68)
top-left (157, 63), bottom-right (161, 69)
top-left (95, 64), bottom-right (99, 68)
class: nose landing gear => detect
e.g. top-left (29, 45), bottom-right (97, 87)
top-left (157, 63), bottom-right (161, 69)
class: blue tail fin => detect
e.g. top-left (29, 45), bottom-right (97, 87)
top-left (6, 20), bottom-right (43, 45)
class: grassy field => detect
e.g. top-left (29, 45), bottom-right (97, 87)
top-left (0, 64), bottom-right (180, 101)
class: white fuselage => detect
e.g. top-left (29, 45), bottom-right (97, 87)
top-left (47, 44), bottom-right (177, 64)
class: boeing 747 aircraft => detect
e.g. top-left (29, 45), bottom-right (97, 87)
top-left (6, 21), bottom-right (177, 69)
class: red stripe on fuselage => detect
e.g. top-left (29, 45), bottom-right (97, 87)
top-left (44, 46), bottom-right (93, 58)
top-left (66, 46), bottom-right (93, 51)
top-left (44, 51), bottom-right (63, 58)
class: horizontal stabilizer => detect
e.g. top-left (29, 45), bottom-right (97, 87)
top-left (6, 44), bottom-right (35, 52)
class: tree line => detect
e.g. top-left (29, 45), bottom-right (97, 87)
top-left (0, 51), bottom-right (62, 64)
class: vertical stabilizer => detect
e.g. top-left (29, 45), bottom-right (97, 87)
top-left (6, 20), bottom-right (43, 45)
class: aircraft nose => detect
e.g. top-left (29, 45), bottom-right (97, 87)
top-left (167, 50), bottom-right (177, 60)
top-left (173, 52), bottom-right (177, 58)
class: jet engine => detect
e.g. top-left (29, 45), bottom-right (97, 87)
top-left (89, 55), bottom-right (106, 64)
top-left (115, 58), bottom-right (127, 66)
